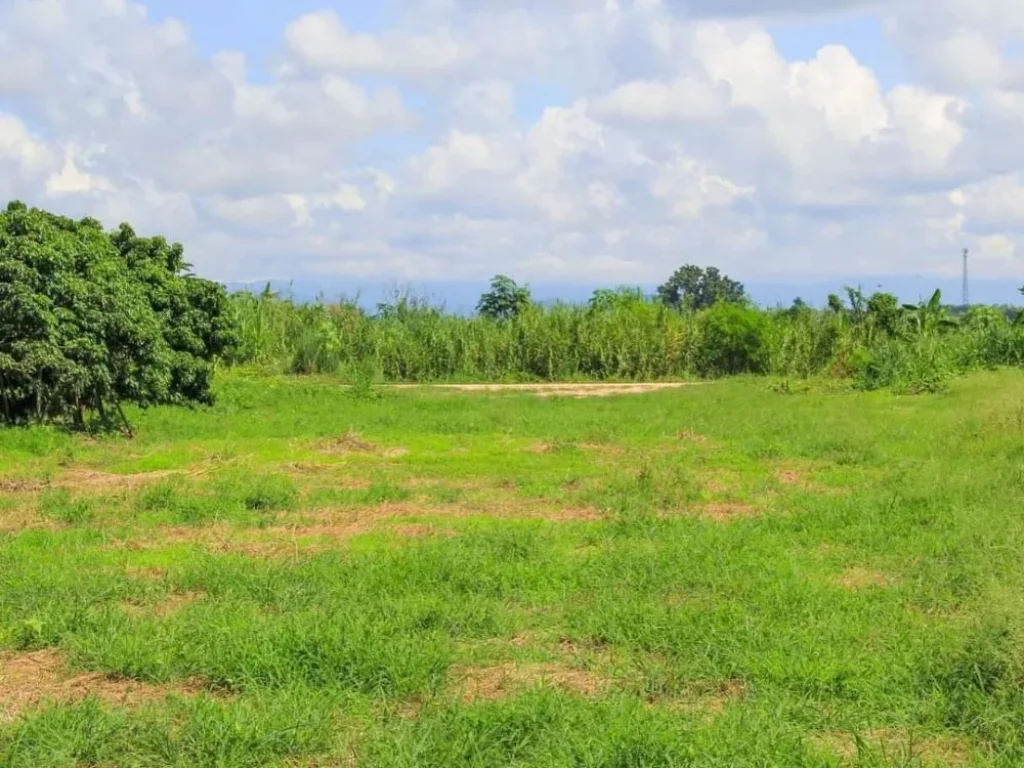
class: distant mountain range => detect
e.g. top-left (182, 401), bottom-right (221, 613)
top-left (225, 275), bottom-right (1023, 314)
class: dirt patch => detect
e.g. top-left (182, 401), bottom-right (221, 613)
top-left (390, 383), bottom-right (695, 399)
top-left (677, 429), bottom-right (709, 444)
top-left (702, 471), bottom-right (740, 495)
top-left (451, 662), bottom-right (608, 703)
top-left (125, 566), bottom-right (167, 580)
top-left (55, 469), bottom-right (180, 491)
top-left (0, 649), bottom-right (204, 722)
top-left (111, 519), bottom-right (445, 557)
top-left (836, 568), bottom-right (891, 591)
top-left (119, 591), bottom-right (204, 618)
top-left (0, 478), bottom-right (49, 493)
top-left (810, 730), bottom-right (970, 766)
top-left (307, 500), bottom-right (604, 524)
top-left (390, 524), bottom-right (456, 539)
top-left (107, 500), bottom-right (605, 555)
top-left (322, 431), bottom-right (378, 453)
top-left (695, 502), bottom-right (760, 521)
top-left (0, 507), bottom-right (54, 533)
top-left (777, 469), bottom-right (807, 487)
top-left (319, 432), bottom-right (408, 459)
top-left (658, 679), bottom-right (748, 716)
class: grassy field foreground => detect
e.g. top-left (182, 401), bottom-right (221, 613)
top-left (1, 372), bottom-right (1024, 767)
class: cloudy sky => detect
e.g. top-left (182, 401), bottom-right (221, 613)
top-left (1, 0), bottom-right (1023, 290)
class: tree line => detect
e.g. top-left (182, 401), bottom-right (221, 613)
top-left (2, 201), bottom-right (1023, 428)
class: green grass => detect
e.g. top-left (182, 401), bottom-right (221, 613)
top-left (2, 370), bottom-right (1024, 766)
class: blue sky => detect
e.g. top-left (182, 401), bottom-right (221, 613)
top-left (1, 0), bottom-right (1022, 299)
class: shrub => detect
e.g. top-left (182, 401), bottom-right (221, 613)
top-left (697, 303), bottom-right (770, 376)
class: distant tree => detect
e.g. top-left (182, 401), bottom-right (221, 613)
top-left (588, 286), bottom-right (646, 313)
top-left (657, 265), bottom-right (745, 310)
top-left (826, 293), bottom-right (845, 314)
top-left (867, 292), bottom-right (901, 335)
top-left (477, 275), bottom-right (532, 321)
top-left (844, 286), bottom-right (867, 318)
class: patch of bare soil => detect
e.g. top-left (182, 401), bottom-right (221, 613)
top-left (835, 568), bottom-right (892, 590)
top-left (125, 566), bottom-right (167, 580)
top-left (109, 500), bottom-right (604, 555)
top-left (389, 524), bottom-right (456, 539)
top-left (319, 432), bottom-right (408, 458)
top-left (391, 383), bottom-right (695, 399)
top-left (112, 517), bottom-right (454, 557)
top-left (777, 469), bottom-right (807, 487)
top-left (308, 500), bottom-right (604, 524)
top-left (0, 507), bottom-right (54, 533)
top-left (810, 730), bottom-right (970, 766)
top-left (0, 649), bottom-right (204, 722)
top-left (56, 469), bottom-right (181, 491)
top-left (702, 471), bottom-right (740, 495)
top-left (0, 477), bottom-right (49, 493)
top-left (322, 431), bottom-right (378, 453)
top-left (658, 679), bottom-right (748, 716)
top-left (677, 429), bottom-right (709, 444)
top-left (451, 662), bottom-right (608, 702)
top-left (695, 502), bottom-right (760, 521)
top-left (119, 591), bottom-right (205, 618)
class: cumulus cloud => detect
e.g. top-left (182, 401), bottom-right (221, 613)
top-left (0, 0), bottom-right (1022, 284)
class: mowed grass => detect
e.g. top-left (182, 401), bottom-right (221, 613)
top-left (1, 371), bottom-right (1024, 767)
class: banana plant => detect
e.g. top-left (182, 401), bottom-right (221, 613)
top-left (901, 290), bottom-right (958, 335)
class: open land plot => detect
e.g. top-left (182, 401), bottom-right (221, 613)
top-left (1, 371), bottom-right (1024, 766)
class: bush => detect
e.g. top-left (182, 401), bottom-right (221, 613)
top-left (0, 202), bottom-right (237, 428)
top-left (697, 303), bottom-right (770, 376)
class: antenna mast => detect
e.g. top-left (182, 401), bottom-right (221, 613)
top-left (962, 248), bottom-right (969, 307)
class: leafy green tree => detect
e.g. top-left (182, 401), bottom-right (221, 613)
top-left (0, 202), bottom-right (237, 430)
top-left (826, 293), bottom-right (845, 314)
top-left (477, 275), bottom-right (532, 321)
top-left (111, 224), bottom-right (237, 404)
top-left (657, 265), bottom-right (745, 310)
top-left (867, 292), bottom-right (901, 335)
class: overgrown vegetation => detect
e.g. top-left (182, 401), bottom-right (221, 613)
top-left (0, 202), bottom-right (237, 430)
top-left (229, 280), bottom-right (1024, 394)
top-left (3, 197), bottom-right (1023, 424)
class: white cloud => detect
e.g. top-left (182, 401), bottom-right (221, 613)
top-left (284, 10), bottom-right (467, 77)
top-left (0, 0), bottom-right (1022, 285)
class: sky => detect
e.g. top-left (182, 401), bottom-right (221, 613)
top-left (2, 0), bottom-right (1024, 301)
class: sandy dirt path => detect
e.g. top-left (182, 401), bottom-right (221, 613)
top-left (384, 382), bottom-right (698, 398)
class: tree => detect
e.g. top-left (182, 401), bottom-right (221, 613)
top-left (0, 202), bottom-right (237, 429)
top-left (657, 265), bottom-right (745, 310)
top-left (826, 294), bottom-right (845, 314)
top-left (588, 286), bottom-right (646, 313)
top-left (477, 275), bottom-right (532, 321)
top-left (867, 292), bottom-right (901, 335)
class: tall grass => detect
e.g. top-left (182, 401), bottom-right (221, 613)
top-left (227, 287), bottom-right (1024, 391)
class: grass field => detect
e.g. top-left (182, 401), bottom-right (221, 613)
top-left (2, 371), bottom-right (1024, 767)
